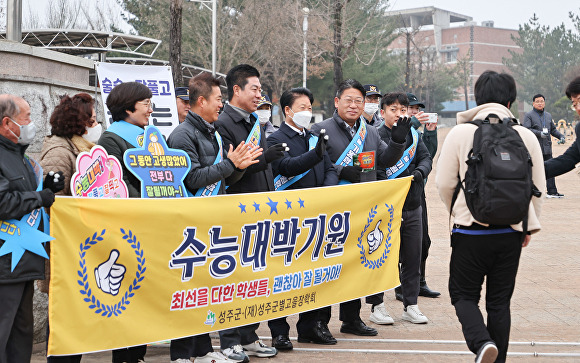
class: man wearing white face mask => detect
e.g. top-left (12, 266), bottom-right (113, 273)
top-left (266, 87), bottom-right (338, 347)
top-left (255, 94), bottom-right (277, 137)
top-left (0, 94), bottom-right (64, 363)
top-left (362, 84), bottom-right (383, 127)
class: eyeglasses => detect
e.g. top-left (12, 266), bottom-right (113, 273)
top-left (571, 102), bottom-right (580, 111)
top-left (137, 99), bottom-right (153, 108)
top-left (340, 97), bottom-right (364, 106)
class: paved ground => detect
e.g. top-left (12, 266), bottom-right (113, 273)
top-left (32, 128), bottom-right (580, 362)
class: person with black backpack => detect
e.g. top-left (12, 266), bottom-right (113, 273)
top-left (436, 71), bottom-right (545, 363)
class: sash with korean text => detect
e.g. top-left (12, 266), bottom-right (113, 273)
top-left (336, 118), bottom-right (367, 184)
top-left (194, 131), bottom-right (224, 197)
top-left (273, 135), bottom-right (318, 191)
top-left (386, 127), bottom-right (419, 179)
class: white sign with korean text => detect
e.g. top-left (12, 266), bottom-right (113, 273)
top-left (95, 62), bottom-right (179, 138)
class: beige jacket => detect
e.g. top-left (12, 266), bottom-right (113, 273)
top-left (436, 103), bottom-right (546, 233)
top-left (38, 135), bottom-right (94, 293)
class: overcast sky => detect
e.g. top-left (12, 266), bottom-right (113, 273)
top-left (10, 0), bottom-right (580, 32)
top-left (388, 0), bottom-right (578, 30)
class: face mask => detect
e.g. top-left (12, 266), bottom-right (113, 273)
top-left (9, 118), bottom-right (36, 145)
top-left (364, 103), bottom-right (379, 115)
top-left (290, 109), bottom-right (313, 129)
top-left (255, 110), bottom-right (271, 125)
top-left (82, 124), bottom-right (103, 143)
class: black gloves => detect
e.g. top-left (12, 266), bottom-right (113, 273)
top-left (391, 116), bottom-right (412, 144)
top-left (315, 129), bottom-right (329, 159)
top-left (44, 171), bottom-right (65, 193)
top-left (340, 165), bottom-right (363, 183)
top-left (412, 169), bottom-right (424, 184)
top-left (39, 189), bottom-right (55, 208)
top-left (265, 143), bottom-right (288, 163)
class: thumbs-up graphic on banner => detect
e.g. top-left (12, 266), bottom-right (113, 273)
top-left (367, 220), bottom-right (384, 254)
top-left (94, 249), bottom-right (126, 296)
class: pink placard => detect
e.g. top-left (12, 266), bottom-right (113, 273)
top-left (70, 145), bottom-right (128, 198)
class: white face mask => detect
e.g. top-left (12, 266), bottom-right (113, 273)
top-left (290, 109), bottom-right (313, 129)
top-left (9, 118), bottom-right (36, 145)
top-left (364, 102), bottom-right (379, 115)
top-left (82, 124), bottom-right (103, 143)
top-left (255, 110), bottom-right (271, 125)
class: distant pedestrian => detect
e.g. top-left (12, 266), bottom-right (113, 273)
top-left (523, 94), bottom-right (565, 198)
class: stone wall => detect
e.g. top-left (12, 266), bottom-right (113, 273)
top-left (0, 41), bottom-right (96, 343)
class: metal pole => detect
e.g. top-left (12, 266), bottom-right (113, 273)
top-left (212, 0), bottom-right (217, 76)
top-left (6, 0), bottom-right (22, 42)
top-left (302, 7), bottom-right (309, 88)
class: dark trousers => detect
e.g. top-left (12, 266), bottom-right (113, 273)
top-left (366, 206), bottom-right (422, 307)
top-left (543, 153), bottom-right (558, 194)
top-left (420, 191), bottom-right (431, 265)
top-left (296, 307), bottom-right (332, 334)
top-left (268, 318), bottom-right (290, 337)
top-left (170, 334), bottom-right (213, 360)
top-left (0, 281), bottom-right (34, 363)
top-left (338, 299), bottom-right (362, 322)
top-left (111, 345), bottom-right (147, 363)
top-left (449, 230), bottom-right (523, 363)
top-left (268, 306), bottom-right (333, 336)
top-left (219, 323), bottom-right (259, 349)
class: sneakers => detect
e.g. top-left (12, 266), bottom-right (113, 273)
top-left (402, 304), bottom-right (428, 324)
top-left (475, 341), bottom-right (498, 363)
top-left (194, 351), bottom-right (236, 363)
top-left (547, 192), bottom-right (564, 198)
top-left (172, 359), bottom-right (191, 363)
top-left (242, 340), bottom-right (277, 358)
top-left (221, 345), bottom-right (249, 363)
top-left (369, 303), bottom-right (394, 325)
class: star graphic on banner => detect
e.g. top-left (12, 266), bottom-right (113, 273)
top-left (0, 219), bottom-right (52, 272)
top-left (284, 199), bottom-right (292, 209)
top-left (266, 197), bottom-right (279, 215)
top-left (253, 202), bottom-right (261, 212)
top-left (298, 198), bottom-right (305, 208)
top-left (238, 202), bottom-right (247, 213)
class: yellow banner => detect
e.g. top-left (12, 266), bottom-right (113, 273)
top-left (48, 178), bottom-right (411, 355)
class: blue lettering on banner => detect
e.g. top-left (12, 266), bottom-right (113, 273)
top-left (169, 227), bottom-right (207, 282)
top-left (208, 227), bottom-right (239, 279)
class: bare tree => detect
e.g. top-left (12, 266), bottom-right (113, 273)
top-left (313, 0), bottom-right (393, 92)
top-left (169, 0), bottom-right (183, 87)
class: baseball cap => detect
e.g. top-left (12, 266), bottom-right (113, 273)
top-left (257, 94), bottom-right (272, 108)
top-left (363, 84), bottom-right (382, 97)
top-left (175, 87), bottom-right (189, 101)
top-left (407, 93), bottom-right (425, 108)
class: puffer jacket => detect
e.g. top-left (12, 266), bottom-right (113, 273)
top-left (0, 134), bottom-right (46, 283)
top-left (168, 111), bottom-right (243, 195)
top-left (39, 135), bottom-right (95, 196)
top-left (38, 134), bottom-right (94, 292)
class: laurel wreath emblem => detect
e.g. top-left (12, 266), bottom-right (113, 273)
top-left (77, 229), bottom-right (146, 317)
top-left (357, 204), bottom-right (394, 269)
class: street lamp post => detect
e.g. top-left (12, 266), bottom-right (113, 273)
top-left (302, 7), bottom-right (309, 88)
top-left (188, 0), bottom-right (217, 76)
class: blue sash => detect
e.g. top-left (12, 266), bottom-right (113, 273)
top-left (245, 114), bottom-right (262, 147)
top-left (336, 118), bottom-right (367, 184)
top-left (274, 134), bottom-right (318, 191)
top-left (107, 121), bottom-right (144, 147)
top-left (193, 131), bottom-right (224, 197)
top-left (386, 127), bottom-right (419, 179)
top-left (0, 157), bottom-right (51, 271)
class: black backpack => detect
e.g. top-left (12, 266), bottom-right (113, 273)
top-left (451, 116), bottom-right (541, 231)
